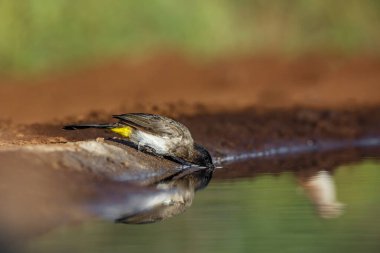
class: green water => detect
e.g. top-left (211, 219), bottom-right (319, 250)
top-left (27, 161), bottom-right (380, 253)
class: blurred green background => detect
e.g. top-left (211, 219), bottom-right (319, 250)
top-left (1, 0), bottom-right (380, 74)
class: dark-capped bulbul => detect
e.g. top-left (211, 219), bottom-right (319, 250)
top-left (64, 113), bottom-right (213, 167)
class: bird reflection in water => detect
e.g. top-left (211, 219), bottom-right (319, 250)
top-left (216, 143), bottom-right (376, 220)
top-left (298, 170), bottom-right (344, 219)
top-left (87, 167), bottom-right (214, 224)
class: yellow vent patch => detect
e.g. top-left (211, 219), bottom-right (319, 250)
top-left (111, 126), bottom-right (133, 138)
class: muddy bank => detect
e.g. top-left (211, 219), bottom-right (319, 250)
top-left (1, 106), bottom-right (379, 181)
top-left (1, 54), bottom-right (380, 124)
top-left (2, 106), bottom-right (379, 151)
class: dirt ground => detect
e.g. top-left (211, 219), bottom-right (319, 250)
top-left (0, 53), bottom-right (380, 124)
top-left (0, 52), bottom-right (379, 143)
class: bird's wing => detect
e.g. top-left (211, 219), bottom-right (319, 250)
top-left (112, 113), bottom-right (190, 138)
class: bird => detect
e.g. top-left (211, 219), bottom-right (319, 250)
top-left (63, 113), bottom-right (213, 167)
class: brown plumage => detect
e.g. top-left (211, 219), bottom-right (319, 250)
top-left (64, 113), bottom-right (213, 167)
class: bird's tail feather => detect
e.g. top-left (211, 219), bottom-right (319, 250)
top-left (63, 124), bottom-right (115, 130)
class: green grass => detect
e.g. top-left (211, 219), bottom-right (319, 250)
top-left (1, 0), bottom-right (380, 74)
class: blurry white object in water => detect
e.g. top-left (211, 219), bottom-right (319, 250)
top-left (299, 170), bottom-right (345, 219)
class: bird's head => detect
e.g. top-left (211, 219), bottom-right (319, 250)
top-left (192, 143), bottom-right (214, 168)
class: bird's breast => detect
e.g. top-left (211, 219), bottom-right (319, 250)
top-left (131, 131), bottom-right (172, 155)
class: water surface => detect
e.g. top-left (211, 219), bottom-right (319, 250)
top-left (27, 160), bottom-right (380, 253)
